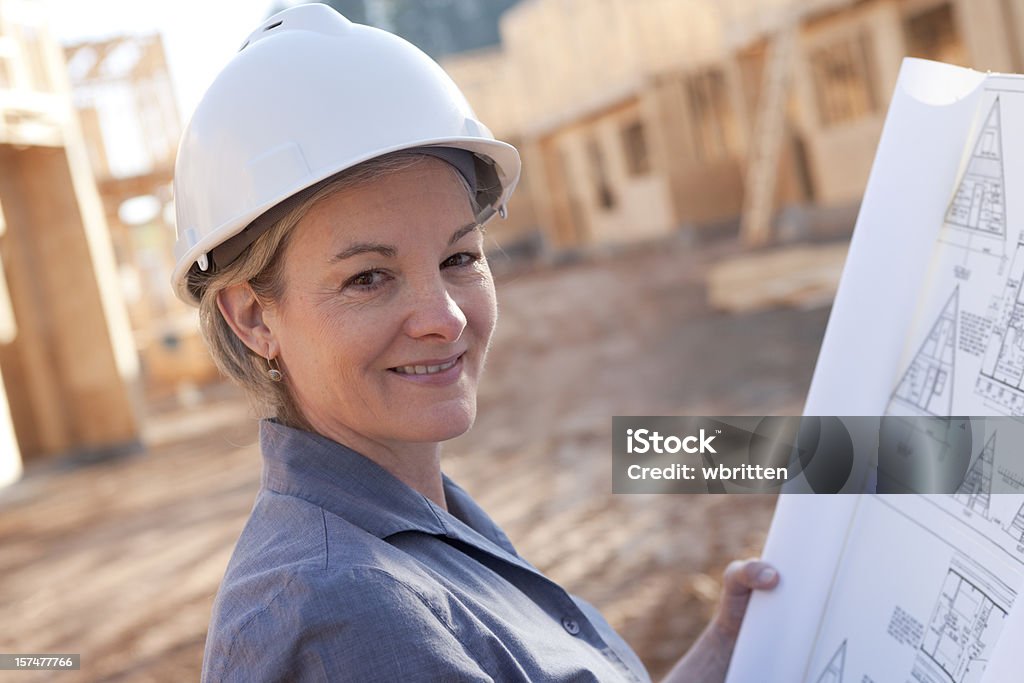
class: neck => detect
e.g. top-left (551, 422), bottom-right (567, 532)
top-left (304, 417), bottom-right (448, 510)
top-left (366, 440), bottom-right (448, 511)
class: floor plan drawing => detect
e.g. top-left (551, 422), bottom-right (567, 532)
top-left (815, 639), bottom-right (846, 683)
top-left (913, 556), bottom-right (1011, 683)
top-left (941, 98), bottom-right (1006, 258)
top-left (976, 242), bottom-right (1024, 415)
top-left (890, 288), bottom-right (959, 416)
top-left (953, 432), bottom-right (996, 519)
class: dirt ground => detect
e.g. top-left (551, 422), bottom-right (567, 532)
top-left (0, 234), bottom-right (832, 682)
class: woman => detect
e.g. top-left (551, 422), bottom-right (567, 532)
top-left (172, 5), bottom-right (778, 681)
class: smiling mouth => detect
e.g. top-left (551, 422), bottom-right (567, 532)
top-left (390, 354), bottom-right (462, 376)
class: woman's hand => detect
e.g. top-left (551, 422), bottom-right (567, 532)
top-left (712, 559), bottom-right (779, 640)
top-left (660, 558), bottom-right (779, 683)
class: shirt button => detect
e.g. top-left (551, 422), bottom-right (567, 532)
top-left (561, 617), bottom-right (581, 635)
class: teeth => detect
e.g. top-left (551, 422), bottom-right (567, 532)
top-left (393, 357), bottom-right (459, 375)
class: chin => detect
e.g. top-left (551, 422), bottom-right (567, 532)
top-left (409, 401), bottom-right (477, 443)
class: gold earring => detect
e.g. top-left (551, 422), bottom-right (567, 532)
top-left (266, 356), bottom-right (283, 382)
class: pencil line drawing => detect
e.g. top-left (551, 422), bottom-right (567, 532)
top-left (1006, 503), bottom-right (1024, 546)
top-left (940, 97), bottom-right (1007, 259)
top-left (952, 432), bottom-right (995, 519)
top-left (976, 241), bottom-right (1024, 415)
top-left (890, 288), bottom-right (959, 416)
top-left (815, 639), bottom-right (845, 683)
top-left (911, 555), bottom-right (1012, 683)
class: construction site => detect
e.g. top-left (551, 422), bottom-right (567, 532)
top-left (1, 0), bottom-right (1019, 679)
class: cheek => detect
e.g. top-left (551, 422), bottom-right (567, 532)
top-left (470, 275), bottom-right (498, 342)
top-left (282, 305), bottom-right (373, 379)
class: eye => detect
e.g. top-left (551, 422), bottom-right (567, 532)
top-left (344, 269), bottom-right (391, 291)
top-left (442, 252), bottom-right (481, 268)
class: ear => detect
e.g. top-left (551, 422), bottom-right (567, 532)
top-left (217, 283), bottom-right (278, 358)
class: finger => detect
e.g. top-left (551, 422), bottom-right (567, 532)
top-left (714, 559), bottom-right (777, 639)
top-left (722, 558), bottom-right (779, 596)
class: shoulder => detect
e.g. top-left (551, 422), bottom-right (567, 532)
top-left (203, 493), bottom-right (492, 682)
top-left (208, 490), bottom-right (409, 644)
top-left (202, 563), bottom-right (491, 682)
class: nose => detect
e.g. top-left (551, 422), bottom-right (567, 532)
top-left (402, 279), bottom-right (467, 342)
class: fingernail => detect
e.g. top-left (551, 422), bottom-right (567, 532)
top-left (757, 567), bottom-right (777, 584)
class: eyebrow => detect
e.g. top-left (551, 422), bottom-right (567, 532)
top-left (448, 222), bottom-right (481, 246)
top-left (330, 243), bottom-right (396, 261)
top-left (330, 222), bottom-right (480, 261)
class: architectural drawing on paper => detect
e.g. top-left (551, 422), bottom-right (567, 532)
top-left (889, 288), bottom-right (958, 416)
top-left (941, 98), bottom-right (1006, 257)
top-left (976, 242), bottom-right (1024, 415)
top-left (814, 639), bottom-right (845, 683)
top-left (997, 466), bottom-right (1024, 493)
top-left (911, 556), bottom-right (1012, 683)
top-left (952, 432), bottom-right (995, 519)
top-left (1007, 503), bottom-right (1024, 546)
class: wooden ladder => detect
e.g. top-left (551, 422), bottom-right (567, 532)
top-left (740, 22), bottom-right (799, 247)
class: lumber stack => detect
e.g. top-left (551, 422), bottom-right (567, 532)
top-left (706, 243), bottom-right (849, 313)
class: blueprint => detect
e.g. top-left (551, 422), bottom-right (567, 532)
top-left (726, 60), bottom-right (1024, 683)
top-left (887, 79), bottom-right (1024, 420)
top-left (727, 491), bottom-right (1024, 683)
top-left (803, 495), bottom-right (1023, 683)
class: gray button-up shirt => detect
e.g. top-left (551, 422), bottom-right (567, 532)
top-left (201, 420), bottom-right (652, 682)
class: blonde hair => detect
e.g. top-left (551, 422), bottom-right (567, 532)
top-left (188, 152), bottom-right (476, 427)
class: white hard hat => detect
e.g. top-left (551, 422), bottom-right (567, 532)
top-left (171, 2), bottom-right (521, 305)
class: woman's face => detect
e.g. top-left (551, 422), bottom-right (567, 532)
top-left (265, 159), bottom-right (497, 449)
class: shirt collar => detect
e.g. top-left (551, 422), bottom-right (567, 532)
top-left (258, 419), bottom-right (516, 557)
